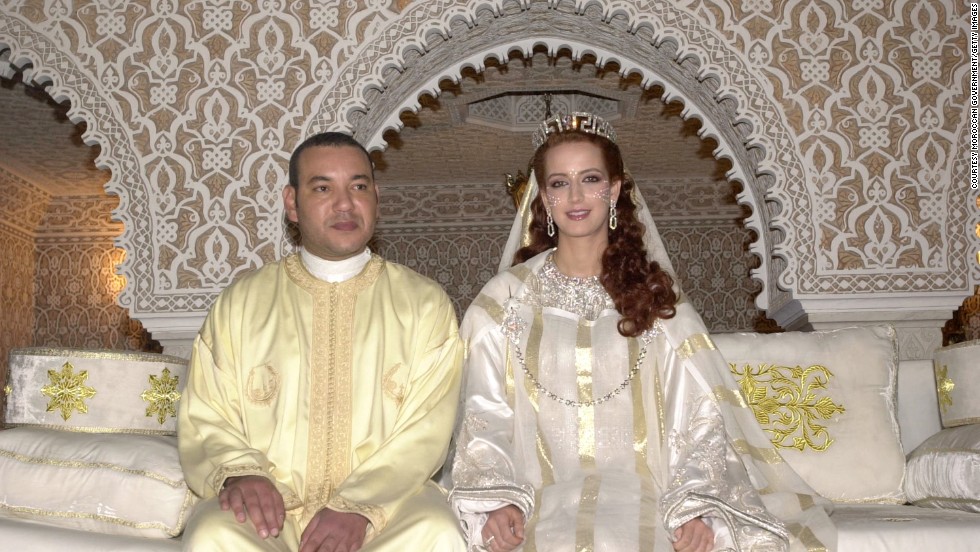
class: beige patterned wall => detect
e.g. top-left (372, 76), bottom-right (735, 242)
top-left (0, 226), bottom-right (34, 349)
top-left (34, 241), bottom-right (149, 350)
top-left (660, 222), bottom-right (768, 333)
top-left (33, 195), bottom-right (151, 351)
top-left (0, 226), bottom-right (34, 418)
top-left (0, 166), bottom-right (49, 231)
top-left (0, 167), bottom-right (46, 415)
top-left (758, 1), bottom-right (966, 278)
top-left (0, 1), bottom-right (974, 353)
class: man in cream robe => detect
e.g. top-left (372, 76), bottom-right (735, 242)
top-left (178, 132), bottom-right (465, 551)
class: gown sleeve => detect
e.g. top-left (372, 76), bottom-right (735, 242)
top-left (653, 300), bottom-right (838, 551)
top-left (661, 338), bottom-right (788, 550)
top-left (449, 308), bottom-right (535, 549)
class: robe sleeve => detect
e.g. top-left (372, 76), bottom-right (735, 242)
top-left (177, 309), bottom-right (287, 501)
top-left (448, 311), bottom-right (535, 548)
top-left (325, 291), bottom-right (464, 535)
top-left (656, 330), bottom-right (790, 551)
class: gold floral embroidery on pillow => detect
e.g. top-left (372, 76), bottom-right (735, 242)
top-left (729, 363), bottom-right (846, 452)
top-left (935, 364), bottom-right (955, 414)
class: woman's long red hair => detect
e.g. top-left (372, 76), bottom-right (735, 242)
top-left (513, 132), bottom-right (677, 336)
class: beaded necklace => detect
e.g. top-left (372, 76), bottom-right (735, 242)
top-left (502, 256), bottom-right (659, 408)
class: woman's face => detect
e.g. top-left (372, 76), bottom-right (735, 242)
top-left (541, 140), bottom-right (621, 241)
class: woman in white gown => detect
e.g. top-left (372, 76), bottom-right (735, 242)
top-left (449, 113), bottom-right (836, 552)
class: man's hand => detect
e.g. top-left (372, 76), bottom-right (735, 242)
top-left (299, 508), bottom-right (369, 552)
top-left (672, 517), bottom-right (714, 552)
top-left (482, 504), bottom-right (525, 551)
top-left (219, 475), bottom-right (286, 539)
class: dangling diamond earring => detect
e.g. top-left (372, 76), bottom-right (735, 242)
top-left (546, 211), bottom-right (555, 237)
top-left (608, 203), bottom-right (618, 230)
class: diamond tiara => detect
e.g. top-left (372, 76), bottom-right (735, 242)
top-left (531, 112), bottom-right (618, 149)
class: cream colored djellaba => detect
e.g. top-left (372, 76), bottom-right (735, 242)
top-left (449, 169), bottom-right (836, 551)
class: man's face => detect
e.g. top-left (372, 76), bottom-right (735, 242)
top-left (283, 145), bottom-right (379, 261)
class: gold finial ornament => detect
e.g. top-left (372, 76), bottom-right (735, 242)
top-left (40, 361), bottom-right (97, 421)
top-left (505, 170), bottom-right (530, 209)
top-left (531, 112), bottom-right (618, 149)
top-left (141, 368), bottom-right (182, 425)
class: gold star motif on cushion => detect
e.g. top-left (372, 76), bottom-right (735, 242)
top-left (40, 361), bottom-right (97, 421)
top-left (936, 364), bottom-right (955, 414)
top-left (141, 368), bottom-right (181, 425)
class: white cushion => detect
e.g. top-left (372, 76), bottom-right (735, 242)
top-left (0, 426), bottom-right (195, 538)
top-left (713, 326), bottom-right (905, 503)
top-left (932, 340), bottom-right (980, 428)
top-left (896, 360), bottom-right (942, 453)
top-left (832, 503), bottom-right (980, 552)
top-left (5, 348), bottom-right (188, 435)
top-left (0, 517), bottom-right (181, 551)
top-left (905, 424), bottom-right (980, 513)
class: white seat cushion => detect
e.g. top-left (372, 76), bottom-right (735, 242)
top-left (5, 348), bottom-right (188, 434)
top-left (0, 517), bottom-right (181, 551)
top-left (0, 518), bottom-right (181, 552)
top-left (0, 427), bottom-right (195, 538)
top-left (832, 503), bottom-right (980, 552)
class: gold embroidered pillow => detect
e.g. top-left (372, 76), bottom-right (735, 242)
top-left (712, 326), bottom-right (905, 504)
top-left (932, 340), bottom-right (980, 428)
top-left (5, 348), bottom-right (188, 435)
top-left (0, 426), bottom-right (195, 538)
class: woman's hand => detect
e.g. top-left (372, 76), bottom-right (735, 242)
top-left (482, 504), bottom-right (525, 551)
top-left (672, 517), bottom-right (714, 552)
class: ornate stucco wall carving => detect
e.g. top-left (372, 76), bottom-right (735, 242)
top-left (0, 182), bottom-right (151, 373)
top-left (0, 166), bottom-right (50, 231)
top-left (1, 1), bottom-right (974, 352)
top-left (33, 195), bottom-right (150, 351)
top-left (332, 0), bottom-right (974, 320)
top-left (0, 167), bottom-right (47, 412)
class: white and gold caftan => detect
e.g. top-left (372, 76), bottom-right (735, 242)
top-left (450, 250), bottom-right (835, 552)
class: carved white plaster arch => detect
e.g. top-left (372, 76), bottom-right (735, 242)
top-left (307, 0), bottom-right (809, 316)
top-left (0, 15), bottom-right (172, 331)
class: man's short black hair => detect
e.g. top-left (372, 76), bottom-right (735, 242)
top-left (288, 132), bottom-right (374, 188)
